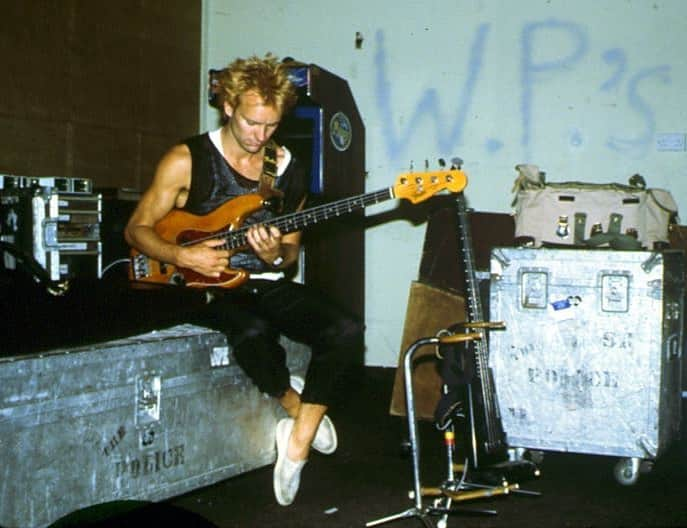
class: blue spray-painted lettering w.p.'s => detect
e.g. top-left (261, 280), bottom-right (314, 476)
top-left (374, 25), bottom-right (489, 161)
top-left (520, 19), bottom-right (588, 158)
top-left (374, 20), bottom-right (671, 162)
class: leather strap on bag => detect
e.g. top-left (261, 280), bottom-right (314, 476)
top-left (574, 213), bottom-right (587, 245)
top-left (584, 213), bottom-right (642, 250)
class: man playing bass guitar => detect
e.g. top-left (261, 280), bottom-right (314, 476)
top-left (125, 53), bottom-right (363, 507)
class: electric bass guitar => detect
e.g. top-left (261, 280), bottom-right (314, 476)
top-left (454, 183), bottom-right (506, 456)
top-left (129, 169), bottom-right (467, 289)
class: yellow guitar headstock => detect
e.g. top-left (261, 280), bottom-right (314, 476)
top-left (393, 167), bottom-right (467, 204)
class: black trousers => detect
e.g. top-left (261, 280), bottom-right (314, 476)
top-left (189, 279), bottom-right (363, 408)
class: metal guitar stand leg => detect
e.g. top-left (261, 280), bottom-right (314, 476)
top-left (367, 332), bottom-right (496, 528)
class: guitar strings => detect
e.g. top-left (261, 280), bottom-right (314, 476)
top-left (181, 188), bottom-right (394, 250)
top-left (176, 171), bottom-right (459, 252)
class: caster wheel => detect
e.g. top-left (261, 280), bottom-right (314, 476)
top-left (614, 457), bottom-right (641, 486)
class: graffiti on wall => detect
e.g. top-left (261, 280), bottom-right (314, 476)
top-left (374, 19), bottom-right (672, 162)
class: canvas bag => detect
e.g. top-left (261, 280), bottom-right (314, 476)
top-left (512, 164), bottom-right (678, 249)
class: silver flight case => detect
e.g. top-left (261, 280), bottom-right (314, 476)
top-left (0, 324), bottom-right (310, 528)
top-left (0, 186), bottom-right (102, 281)
top-left (488, 247), bottom-right (684, 483)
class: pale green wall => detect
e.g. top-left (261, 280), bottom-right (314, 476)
top-left (202, 0), bottom-right (687, 366)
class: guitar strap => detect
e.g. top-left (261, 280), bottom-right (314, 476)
top-left (258, 140), bottom-right (284, 211)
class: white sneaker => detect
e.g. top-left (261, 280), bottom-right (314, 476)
top-left (289, 376), bottom-right (338, 455)
top-left (312, 415), bottom-right (338, 455)
top-left (273, 417), bottom-right (306, 506)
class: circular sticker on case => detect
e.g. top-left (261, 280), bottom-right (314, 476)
top-left (329, 111), bottom-right (352, 152)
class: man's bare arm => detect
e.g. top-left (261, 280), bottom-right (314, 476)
top-left (125, 144), bottom-right (230, 278)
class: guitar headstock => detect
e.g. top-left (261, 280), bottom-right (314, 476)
top-left (393, 168), bottom-right (467, 204)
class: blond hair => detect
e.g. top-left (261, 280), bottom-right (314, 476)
top-left (217, 53), bottom-right (297, 115)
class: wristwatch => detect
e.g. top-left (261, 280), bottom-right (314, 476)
top-left (271, 255), bottom-right (284, 268)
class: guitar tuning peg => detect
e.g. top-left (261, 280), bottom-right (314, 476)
top-left (451, 157), bottom-right (464, 169)
top-left (409, 160), bottom-right (414, 172)
top-left (424, 159), bottom-right (429, 170)
top-left (438, 158), bottom-right (446, 168)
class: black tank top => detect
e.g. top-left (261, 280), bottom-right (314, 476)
top-left (182, 132), bottom-right (308, 272)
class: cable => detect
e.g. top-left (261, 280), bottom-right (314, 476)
top-left (101, 257), bottom-right (130, 276)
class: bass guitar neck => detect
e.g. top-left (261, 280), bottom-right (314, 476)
top-left (455, 190), bottom-right (505, 455)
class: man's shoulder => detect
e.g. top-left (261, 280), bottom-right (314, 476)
top-left (157, 143), bottom-right (192, 177)
top-left (166, 142), bottom-right (192, 160)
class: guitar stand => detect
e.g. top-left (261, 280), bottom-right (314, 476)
top-left (367, 330), bottom-right (539, 528)
top-left (455, 323), bottom-right (542, 499)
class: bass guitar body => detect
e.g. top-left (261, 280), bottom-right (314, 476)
top-left (129, 194), bottom-right (264, 289)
